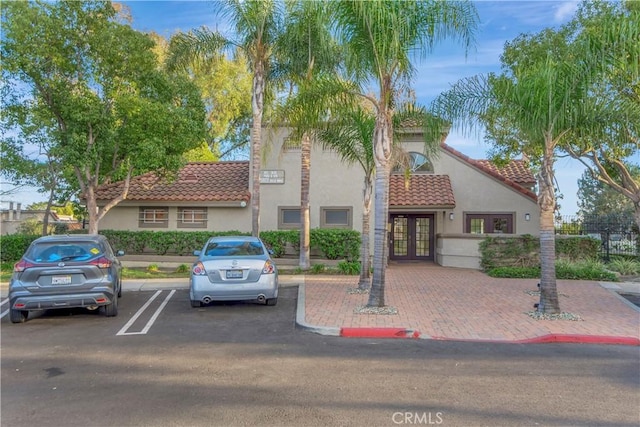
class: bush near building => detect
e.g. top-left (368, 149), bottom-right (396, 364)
top-left (0, 229), bottom-right (361, 263)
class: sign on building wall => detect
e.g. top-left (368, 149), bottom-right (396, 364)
top-left (260, 170), bottom-right (285, 184)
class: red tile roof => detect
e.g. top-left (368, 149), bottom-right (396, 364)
top-left (389, 174), bottom-right (456, 207)
top-left (95, 161), bottom-right (250, 202)
top-left (474, 160), bottom-right (536, 186)
top-left (440, 144), bottom-right (537, 201)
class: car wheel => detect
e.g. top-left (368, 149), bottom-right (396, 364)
top-left (103, 297), bottom-right (118, 317)
top-left (10, 309), bottom-right (28, 324)
top-left (266, 298), bottom-right (277, 306)
top-left (190, 299), bottom-right (202, 308)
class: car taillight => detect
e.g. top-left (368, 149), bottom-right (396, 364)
top-left (262, 260), bottom-right (275, 274)
top-left (14, 259), bottom-right (35, 272)
top-left (89, 257), bottom-right (112, 268)
top-left (192, 261), bottom-right (207, 276)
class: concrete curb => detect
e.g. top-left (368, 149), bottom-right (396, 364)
top-left (341, 328), bottom-right (422, 339)
top-left (425, 335), bottom-right (640, 346)
top-left (295, 283), bottom-right (340, 337)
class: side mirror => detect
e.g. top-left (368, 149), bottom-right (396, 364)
top-left (193, 250), bottom-right (202, 256)
top-left (116, 250), bottom-right (125, 257)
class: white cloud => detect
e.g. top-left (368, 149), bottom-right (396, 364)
top-left (554, 1), bottom-right (580, 23)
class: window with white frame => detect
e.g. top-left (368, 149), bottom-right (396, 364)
top-left (138, 207), bottom-right (169, 228)
top-left (177, 207), bottom-right (208, 228)
top-left (320, 207), bottom-right (352, 229)
top-left (278, 207), bottom-right (301, 229)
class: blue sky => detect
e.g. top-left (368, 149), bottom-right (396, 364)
top-left (2, 0), bottom-right (589, 216)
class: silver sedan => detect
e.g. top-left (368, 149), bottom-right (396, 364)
top-left (189, 236), bottom-right (278, 307)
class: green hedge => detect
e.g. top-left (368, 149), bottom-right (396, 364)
top-left (479, 235), bottom-right (601, 271)
top-left (0, 229), bottom-right (361, 262)
top-left (0, 234), bottom-right (40, 263)
top-left (487, 260), bottom-right (618, 281)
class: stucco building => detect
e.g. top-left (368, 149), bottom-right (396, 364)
top-left (95, 127), bottom-right (539, 269)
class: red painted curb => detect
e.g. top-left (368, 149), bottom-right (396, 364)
top-left (340, 328), bottom-right (421, 338)
top-left (515, 334), bottom-right (640, 346)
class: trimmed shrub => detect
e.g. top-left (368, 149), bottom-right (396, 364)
top-left (0, 234), bottom-right (39, 262)
top-left (480, 235), bottom-right (601, 271)
top-left (336, 261), bottom-right (361, 275)
top-left (487, 260), bottom-right (618, 281)
top-left (608, 258), bottom-right (640, 276)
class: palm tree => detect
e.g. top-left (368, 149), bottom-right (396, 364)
top-left (432, 28), bottom-right (594, 314)
top-left (318, 105), bottom-right (376, 289)
top-left (273, 0), bottom-right (340, 269)
top-left (329, 0), bottom-right (478, 307)
top-left (167, 0), bottom-right (283, 237)
top-left (318, 100), bottom-right (444, 290)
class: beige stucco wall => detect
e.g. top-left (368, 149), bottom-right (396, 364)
top-left (258, 130), bottom-right (540, 269)
top-left (259, 128), bottom-right (366, 232)
top-left (436, 233), bottom-right (486, 269)
top-left (98, 203), bottom-right (251, 233)
top-left (399, 139), bottom-right (540, 238)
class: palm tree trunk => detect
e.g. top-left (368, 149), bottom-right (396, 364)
top-left (250, 64), bottom-right (265, 237)
top-left (367, 110), bottom-right (393, 307)
top-left (358, 174), bottom-right (373, 289)
top-left (299, 132), bottom-right (311, 269)
top-left (537, 139), bottom-right (560, 314)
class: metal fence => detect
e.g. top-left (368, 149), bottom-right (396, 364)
top-left (555, 215), bottom-right (639, 260)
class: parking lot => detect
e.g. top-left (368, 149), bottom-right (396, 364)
top-left (3, 285), bottom-right (639, 427)
top-left (1, 286), bottom-right (299, 341)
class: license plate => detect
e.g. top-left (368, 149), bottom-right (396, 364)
top-left (225, 270), bottom-right (243, 279)
top-left (51, 275), bottom-right (72, 285)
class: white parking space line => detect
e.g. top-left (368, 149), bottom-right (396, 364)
top-left (1, 298), bottom-right (9, 318)
top-left (117, 290), bottom-right (176, 336)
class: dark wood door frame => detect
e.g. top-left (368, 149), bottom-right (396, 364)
top-left (389, 214), bottom-right (435, 261)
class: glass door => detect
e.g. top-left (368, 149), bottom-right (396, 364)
top-left (390, 214), bottom-right (434, 261)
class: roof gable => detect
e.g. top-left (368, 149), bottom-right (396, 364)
top-left (440, 144), bottom-right (537, 201)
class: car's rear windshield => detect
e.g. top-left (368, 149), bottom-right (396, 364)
top-left (204, 241), bottom-right (265, 256)
top-left (27, 242), bottom-right (104, 262)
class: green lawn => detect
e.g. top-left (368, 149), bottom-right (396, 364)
top-left (0, 263), bottom-right (189, 283)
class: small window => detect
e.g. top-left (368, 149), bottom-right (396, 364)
top-left (393, 152), bottom-right (433, 174)
top-left (465, 214), bottom-right (513, 234)
top-left (320, 207), bottom-right (352, 229)
top-left (178, 207), bottom-right (207, 229)
top-left (139, 207), bottom-right (169, 228)
top-left (278, 207), bottom-right (301, 229)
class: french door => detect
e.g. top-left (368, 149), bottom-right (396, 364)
top-left (390, 214), bottom-right (434, 261)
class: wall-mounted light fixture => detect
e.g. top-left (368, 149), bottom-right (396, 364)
top-left (449, 212), bottom-right (454, 221)
top-left (240, 201), bottom-right (247, 208)
top-left (525, 213), bottom-right (531, 221)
